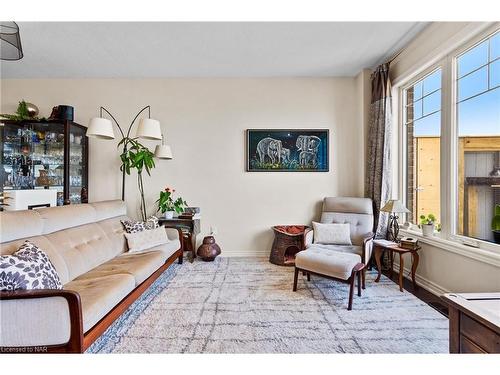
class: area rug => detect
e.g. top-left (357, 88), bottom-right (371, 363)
top-left (87, 257), bottom-right (448, 353)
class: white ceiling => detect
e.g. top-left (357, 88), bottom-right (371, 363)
top-left (1, 22), bottom-right (428, 78)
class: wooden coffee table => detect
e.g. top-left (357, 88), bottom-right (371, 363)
top-left (373, 240), bottom-right (421, 292)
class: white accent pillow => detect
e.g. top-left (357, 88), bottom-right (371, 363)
top-left (312, 222), bottom-right (352, 245)
top-left (124, 226), bottom-right (170, 253)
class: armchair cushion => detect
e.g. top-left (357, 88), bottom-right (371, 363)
top-left (296, 248), bottom-right (361, 280)
top-left (307, 243), bottom-right (362, 257)
top-left (312, 222), bottom-right (352, 245)
top-left (320, 197), bottom-right (374, 246)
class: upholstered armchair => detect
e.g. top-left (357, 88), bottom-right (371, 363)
top-left (303, 197), bottom-right (375, 265)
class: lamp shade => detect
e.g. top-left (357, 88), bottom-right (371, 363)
top-left (380, 199), bottom-right (410, 214)
top-left (155, 144), bottom-right (173, 159)
top-left (136, 118), bottom-right (162, 140)
top-left (86, 117), bottom-right (115, 139)
top-left (1, 22), bottom-right (23, 61)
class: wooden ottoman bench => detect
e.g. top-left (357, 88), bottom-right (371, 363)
top-left (293, 248), bottom-right (366, 310)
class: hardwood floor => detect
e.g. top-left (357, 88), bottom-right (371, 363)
top-left (381, 269), bottom-right (449, 317)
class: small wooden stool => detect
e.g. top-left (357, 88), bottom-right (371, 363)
top-left (294, 249), bottom-right (365, 310)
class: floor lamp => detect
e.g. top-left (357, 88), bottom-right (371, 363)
top-left (86, 105), bottom-right (173, 201)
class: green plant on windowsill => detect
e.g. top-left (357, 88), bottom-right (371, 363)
top-left (419, 213), bottom-right (439, 237)
top-left (492, 204), bottom-right (500, 244)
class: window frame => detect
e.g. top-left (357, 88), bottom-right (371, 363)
top-left (400, 64), bottom-right (444, 227)
top-left (396, 24), bottom-right (500, 254)
top-left (449, 27), bottom-right (500, 250)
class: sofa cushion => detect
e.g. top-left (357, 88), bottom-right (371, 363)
top-left (295, 248), bottom-right (361, 280)
top-left (90, 200), bottom-right (127, 222)
top-left (0, 209), bottom-right (43, 243)
top-left (0, 240), bottom-right (62, 291)
top-left (44, 223), bottom-right (117, 281)
top-left (0, 236), bottom-right (70, 284)
top-left (147, 240), bottom-right (181, 259)
top-left (75, 250), bottom-right (167, 286)
top-left (37, 204), bottom-right (97, 235)
top-left (64, 273), bottom-right (135, 332)
top-left (96, 215), bottom-right (130, 255)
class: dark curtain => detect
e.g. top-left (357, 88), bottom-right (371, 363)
top-left (365, 63), bottom-right (392, 238)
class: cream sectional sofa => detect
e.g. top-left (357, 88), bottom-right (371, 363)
top-left (0, 200), bottom-right (183, 353)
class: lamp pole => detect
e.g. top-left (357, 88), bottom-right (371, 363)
top-left (98, 105), bottom-right (152, 201)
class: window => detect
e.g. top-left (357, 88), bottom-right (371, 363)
top-left (398, 26), bottom-right (500, 251)
top-left (455, 31), bottom-right (500, 244)
top-left (403, 69), bottom-right (442, 225)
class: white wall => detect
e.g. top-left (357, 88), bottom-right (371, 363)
top-left (1, 78), bottom-right (364, 256)
top-left (390, 22), bottom-right (500, 294)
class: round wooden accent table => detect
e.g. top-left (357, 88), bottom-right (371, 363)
top-left (269, 225), bottom-right (309, 266)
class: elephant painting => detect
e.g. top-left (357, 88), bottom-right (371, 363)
top-left (280, 147), bottom-right (291, 163)
top-left (256, 137), bottom-right (283, 164)
top-left (299, 151), bottom-right (317, 168)
top-left (247, 129), bottom-right (328, 171)
top-left (296, 135), bottom-right (321, 153)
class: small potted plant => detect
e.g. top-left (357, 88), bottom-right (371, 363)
top-left (420, 214), bottom-right (437, 237)
top-left (492, 204), bottom-right (500, 244)
top-left (156, 187), bottom-right (187, 219)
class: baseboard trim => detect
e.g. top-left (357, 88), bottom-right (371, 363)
top-left (392, 263), bottom-right (449, 296)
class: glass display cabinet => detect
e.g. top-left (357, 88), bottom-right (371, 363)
top-left (0, 120), bottom-right (88, 207)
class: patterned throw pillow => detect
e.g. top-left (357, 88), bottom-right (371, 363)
top-left (0, 240), bottom-right (63, 291)
top-left (124, 226), bottom-right (170, 253)
top-left (121, 216), bottom-right (159, 233)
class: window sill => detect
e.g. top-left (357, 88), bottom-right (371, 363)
top-left (399, 228), bottom-right (500, 267)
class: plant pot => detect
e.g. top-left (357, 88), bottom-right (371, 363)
top-left (493, 230), bottom-right (500, 244)
top-left (421, 223), bottom-right (435, 237)
top-left (164, 211), bottom-right (175, 219)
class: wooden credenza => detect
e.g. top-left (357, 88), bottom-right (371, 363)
top-left (442, 293), bottom-right (500, 353)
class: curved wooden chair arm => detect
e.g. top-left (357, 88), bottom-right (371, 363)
top-left (303, 228), bottom-right (314, 249)
top-left (352, 263), bottom-right (366, 273)
top-left (0, 289), bottom-right (83, 353)
top-left (162, 226), bottom-right (184, 251)
top-left (363, 232), bottom-right (375, 245)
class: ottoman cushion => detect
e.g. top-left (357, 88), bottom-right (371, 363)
top-left (295, 247), bottom-right (361, 280)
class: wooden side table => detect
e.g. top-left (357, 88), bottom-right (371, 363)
top-left (159, 216), bottom-right (201, 262)
top-left (373, 240), bottom-right (421, 292)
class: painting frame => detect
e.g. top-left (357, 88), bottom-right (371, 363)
top-left (246, 129), bottom-right (330, 172)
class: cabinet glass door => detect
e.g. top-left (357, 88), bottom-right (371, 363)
top-left (1, 122), bottom-right (65, 204)
top-left (68, 124), bottom-right (88, 204)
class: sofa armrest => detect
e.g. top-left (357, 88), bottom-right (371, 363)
top-left (361, 232), bottom-right (375, 265)
top-left (303, 228), bottom-right (314, 249)
top-left (0, 289), bottom-right (83, 353)
top-left (164, 226), bottom-right (182, 244)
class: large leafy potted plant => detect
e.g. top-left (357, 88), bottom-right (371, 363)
top-left (118, 137), bottom-right (155, 221)
top-left (492, 204), bottom-right (500, 244)
top-left (156, 187), bottom-right (187, 219)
